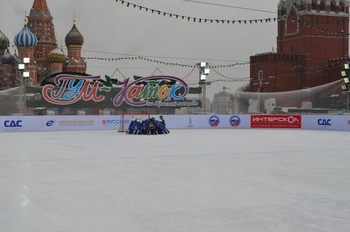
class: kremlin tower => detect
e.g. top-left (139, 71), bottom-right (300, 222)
top-left (250, 0), bottom-right (350, 92)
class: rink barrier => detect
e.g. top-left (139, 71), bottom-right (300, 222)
top-left (0, 114), bottom-right (350, 132)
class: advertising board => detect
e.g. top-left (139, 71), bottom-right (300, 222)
top-left (1, 114), bottom-right (350, 132)
top-left (250, 114), bottom-right (302, 129)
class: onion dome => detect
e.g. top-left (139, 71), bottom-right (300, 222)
top-left (65, 19), bottom-right (84, 46)
top-left (14, 18), bottom-right (38, 48)
top-left (1, 49), bottom-right (15, 64)
top-left (48, 42), bottom-right (66, 63)
top-left (0, 30), bottom-right (9, 49)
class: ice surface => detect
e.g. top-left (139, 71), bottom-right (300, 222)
top-left (1, 129), bottom-right (350, 232)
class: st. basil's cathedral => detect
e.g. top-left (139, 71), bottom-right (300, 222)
top-left (0, 0), bottom-right (86, 90)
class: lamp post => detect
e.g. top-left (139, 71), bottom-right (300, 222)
top-left (341, 78), bottom-right (350, 113)
top-left (223, 86), bottom-right (234, 114)
top-left (199, 62), bottom-right (210, 113)
top-left (18, 57), bottom-right (30, 114)
top-left (341, 62), bottom-right (350, 113)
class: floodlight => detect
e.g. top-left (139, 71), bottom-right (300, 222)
top-left (23, 57), bottom-right (30, 64)
top-left (200, 74), bottom-right (207, 80)
top-left (204, 68), bottom-right (210, 75)
top-left (344, 77), bottom-right (350, 84)
top-left (341, 84), bottom-right (348, 91)
top-left (23, 71), bottom-right (30, 78)
top-left (18, 63), bottom-right (25, 70)
top-left (341, 71), bottom-right (348, 77)
top-left (345, 62), bottom-right (350, 70)
top-left (200, 62), bottom-right (207, 67)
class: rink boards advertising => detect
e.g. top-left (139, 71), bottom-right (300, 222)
top-left (250, 115), bottom-right (302, 129)
top-left (1, 114), bottom-right (350, 132)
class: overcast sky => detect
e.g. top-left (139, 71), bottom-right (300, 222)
top-left (0, 0), bottom-right (278, 100)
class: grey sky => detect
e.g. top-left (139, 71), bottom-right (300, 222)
top-left (0, 0), bottom-right (278, 100)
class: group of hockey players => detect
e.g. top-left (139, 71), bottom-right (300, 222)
top-left (126, 115), bottom-right (170, 135)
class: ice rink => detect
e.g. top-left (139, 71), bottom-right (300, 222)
top-left (1, 129), bottom-right (350, 232)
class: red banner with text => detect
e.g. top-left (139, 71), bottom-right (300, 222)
top-left (250, 115), bottom-right (302, 129)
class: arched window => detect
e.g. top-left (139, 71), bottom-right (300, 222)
top-left (339, 1), bottom-right (345, 12)
top-left (311, 0), bottom-right (317, 10)
top-left (297, 0), bottom-right (305, 11)
top-left (280, 7), bottom-right (287, 16)
top-left (320, 0), bottom-right (326, 11)
top-left (330, 0), bottom-right (337, 12)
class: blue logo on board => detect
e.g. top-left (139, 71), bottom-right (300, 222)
top-left (229, 116), bottom-right (241, 127)
top-left (46, 120), bottom-right (55, 127)
top-left (209, 116), bottom-right (220, 127)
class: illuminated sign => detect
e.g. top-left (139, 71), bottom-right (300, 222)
top-left (42, 74), bottom-right (189, 107)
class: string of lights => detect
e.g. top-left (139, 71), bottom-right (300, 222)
top-left (212, 68), bottom-right (249, 80)
top-left (181, 0), bottom-right (276, 14)
top-left (84, 54), bottom-right (346, 73)
top-left (114, 0), bottom-right (278, 24)
top-left (110, 66), bottom-right (250, 84)
top-left (83, 56), bottom-right (250, 68)
top-left (100, 65), bottom-right (341, 87)
top-left (151, 68), bottom-right (165, 76)
top-left (114, 0), bottom-right (349, 36)
top-left (82, 49), bottom-right (241, 62)
top-left (182, 66), bottom-right (197, 80)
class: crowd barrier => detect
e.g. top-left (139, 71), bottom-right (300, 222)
top-left (1, 114), bottom-right (350, 132)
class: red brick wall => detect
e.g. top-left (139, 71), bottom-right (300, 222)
top-left (250, 3), bottom-right (349, 92)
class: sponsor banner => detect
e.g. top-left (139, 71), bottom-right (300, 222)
top-left (100, 116), bottom-right (126, 130)
top-left (1, 118), bottom-right (24, 131)
top-left (156, 115), bottom-right (250, 129)
top-left (302, 115), bottom-right (350, 131)
top-left (251, 114), bottom-right (301, 129)
top-left (197, 115), bottom-right (250, 129)
top-left (0, 117), bottom-right (44, 132)
top-left (208, 115), bottom-right (221, 128)
top-left (43, 116), bottom-right (99, 131)
top-left (1, 115), bottom-right (350, 132)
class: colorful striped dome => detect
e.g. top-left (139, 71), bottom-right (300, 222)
top-left (14, 19), bottom-right (38, 48)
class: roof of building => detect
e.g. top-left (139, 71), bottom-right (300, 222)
top-left (14, 18), bottom-right (38, 48)
top-left (48, 43), bottom-right (66, 63)
top-left (65, 19), bottom-right (84, 46)
top-left (0, 30), bottom-right (9, 49)
top-left (1, 49), bottom-right (15, 65)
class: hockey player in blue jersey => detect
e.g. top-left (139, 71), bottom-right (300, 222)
top-left (146, 117), bottom-right (158, 135)
top-left (125, 116), bottom-right (169, 135)
top-left (126, 117), bottom-right (142, 134)
top-left (158, 115), bottom-right (170, 134)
